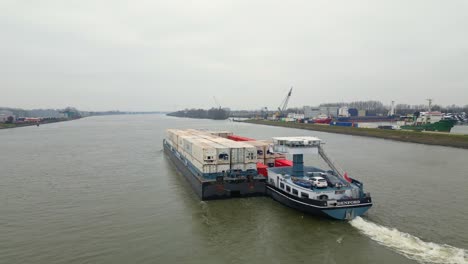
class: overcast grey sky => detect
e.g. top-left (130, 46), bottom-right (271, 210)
top-left (1, 0), bottom-right (468, 111)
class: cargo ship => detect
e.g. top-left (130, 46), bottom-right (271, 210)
top-left (163, 129), bottom-right (372, 220)
top-left (265, 137), bottom-right (372, 220)
top-left (311, 114), bottom-right (332, 124)
top-left (335, 116), bottom-right (398, 123)
top-left (399, 112), bottom-right (457, 132)
top-left (399, 100), bottom-right (457, 132)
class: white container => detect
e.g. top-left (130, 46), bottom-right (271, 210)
top-left (274, 153), bottom-right (286, 160)
top-left (182, 136), bottom-right (201, 155)
top-left (243, 141), bottom-right (266, 159)
top-left (230, 163), bottom-right (245, 171)
top-left (180, 149), bottom-right (192, 162)
top-left (186, 129), bottom-right (212, 137)
top-left (245, 163), bottom-right (257, 171)
top-left (190, 140), bottom-right (217, 164)
top-left (166, 129), bottom-right (182, 146)
top-left (198, 139), bottom-right (230, 165)
top-left (230, 147), bottom-right (245, 163)
top-left (217, 131), bottom-right (234, 138)
top-left (192, 159), bottom-right (217, 174)
top-left (207, 130), bottom-right (233, 138)
top-left (236, 142), bottom-right (257, 163)
top-left (265, 158), bottom-right (275, 167)
top-left (209, 138), bottom-right (246, 163)
top-left (258, 140), bottom-right (275, 158)
top-left (216, 164), bottom-right (230, 173)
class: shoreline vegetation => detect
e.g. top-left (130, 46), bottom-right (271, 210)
top-left (167, 108), bottom-right (229, 120)
top-left (0, 118), bottom-right (78, 130)
top-left (243, 119), bottom-right (468, 149)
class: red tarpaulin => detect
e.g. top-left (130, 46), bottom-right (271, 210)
top-left (227, 135), bottom-right (255, 141)
top-left (256, 162), bottom-right (268, 177)
top-left (274, 159), bottom-right (293, 167)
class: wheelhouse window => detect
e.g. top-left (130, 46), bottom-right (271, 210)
top-left (280, 182), bottom-right (285, 189)
top-left (292, 189), bottom-right (298, 195)
top-left (301, 192), bottom-right (309, 199)
top-left (286, 186), bottom-right (291, 192)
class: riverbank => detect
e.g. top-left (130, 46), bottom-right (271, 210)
top-left (0, 118), bottom-right (78, 129)
top-left (244, 119), bottom-right (468, 149)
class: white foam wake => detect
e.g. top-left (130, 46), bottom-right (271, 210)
top-left (350, 217), bottom-right (468, 264)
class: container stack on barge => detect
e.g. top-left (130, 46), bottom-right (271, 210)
top-left (163, 129), bottom-right (373, 220)
top-left (163, 129), bottom-right (267, 199)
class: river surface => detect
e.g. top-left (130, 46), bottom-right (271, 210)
top-left (1, 114), bottom-right (467, 264)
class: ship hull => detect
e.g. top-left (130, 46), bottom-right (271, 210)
top-left (266, 185), bottom-right (372, 220)
top-left (164, 140), bottom-right (266, 200)
top-left (312, 118), bottom-right (332, 124)
top-left (336, 116), bottom-right (398, 123)
top-left (400, 119), bottom-right (457, 132)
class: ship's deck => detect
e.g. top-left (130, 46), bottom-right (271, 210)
top-left (268, 166), bottom-right (353, 191)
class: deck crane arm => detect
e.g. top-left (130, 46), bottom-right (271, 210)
top-left (213, 96), bottom-right (221, 109)
top-left (277, 87), bottom-right (293, 116)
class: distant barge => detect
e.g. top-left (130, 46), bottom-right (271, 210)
top-left (163, 129), bottom-right (372, 220)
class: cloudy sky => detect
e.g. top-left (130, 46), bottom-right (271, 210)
top-left (1, 0), bottom-right (467, 111)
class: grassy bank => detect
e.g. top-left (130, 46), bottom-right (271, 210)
top-left (0, 118), bottom-right (76, 130)
top-left (244, 119), bottom-right (468, 149)
top-left (0, 123), bottom-right (18, 129)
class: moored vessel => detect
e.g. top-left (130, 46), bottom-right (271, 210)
top-left (399, 112), bottom-right (457, 132)
top-left (399, 100), bottom-right (457, 132)
top-left (312, 114), bottom-right (332, 124)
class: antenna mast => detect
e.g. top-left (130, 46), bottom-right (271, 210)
top-left (427, 99), bottom-right (432, 112)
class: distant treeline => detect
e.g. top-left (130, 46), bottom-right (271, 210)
top-left (88, 111), bottom-right (167, 115)
top-left (0, 106), bottom-right (167, 119)
top-left (167, 108), bottom-right (230, 120)
top-left (0, 107), bottom-right (68, 118)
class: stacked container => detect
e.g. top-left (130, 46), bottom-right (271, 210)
top-left (166, 129), bottom-right (259, 176)
top-left (257, 140), bottom-right (275, 167)
top-left (198, 139), bottom-right (231, 173)
top-left (207, 130), bottom-right (234, 138)
top-left (207, 137), bottom-right (257, 173)
top-left (234, 141), bottom-right (257, 172)
top-left (244, 141), bottom-right (267, 164)
top-left (188, 138), bottom-right (217, 175)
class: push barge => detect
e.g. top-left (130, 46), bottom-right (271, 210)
top-left (164, 129), bottom-right (372, 220)
top-left (164, 129), bottom-right (266, 199)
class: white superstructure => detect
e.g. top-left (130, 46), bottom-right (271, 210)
top-left (272, 136), bottom-right (321, 155)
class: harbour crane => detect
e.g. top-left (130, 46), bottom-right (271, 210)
top-left (275, 87), bottom-right (293, 118)
top-left (213, 96), bottom-right (222, 109)
top-left (259, 107), bottom-right (269, 119)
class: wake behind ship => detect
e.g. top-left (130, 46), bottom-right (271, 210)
top-left (163, 129), bottom-right (372, 220)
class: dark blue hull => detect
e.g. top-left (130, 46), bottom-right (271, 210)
top-left (336, 116), bottom-right (397, 122)
top-left (266, 185), bottom-right (372, 220)
top-left (164, 140), bottom-right (266, 200)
